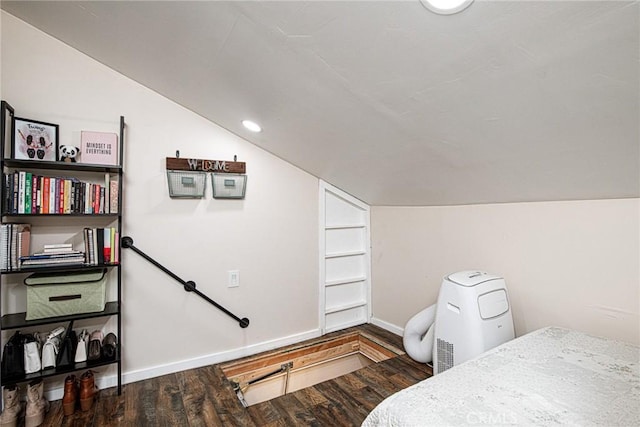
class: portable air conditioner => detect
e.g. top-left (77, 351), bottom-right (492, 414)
top-left (432, 270), bottom-right (514, 375)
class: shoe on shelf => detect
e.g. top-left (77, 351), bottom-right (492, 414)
top-left (75, 329), bottom-right (90, 363)
top-left (87, 330), bottom-right (103, 362)
top-left (62, 375), bottom-right (78, 416)
top-left (25, 379), bottom-right (49, 427)
top-left (79, 371), bottom-right (97, 412)
top-left (102, 333), bottom-right (118, 360)
top-left (0, 384), bottom-right (24, 427)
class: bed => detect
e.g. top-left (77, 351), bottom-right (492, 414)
top-left (362, 326), bottom-right (639, 426)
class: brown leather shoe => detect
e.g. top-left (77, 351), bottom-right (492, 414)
top-left (79, 371), bottom-right (96, 412)
top-left (62, 375), bottom-right (78, 416)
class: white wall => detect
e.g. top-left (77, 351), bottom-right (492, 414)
top-left (1, 12), bottom-right (320, 389)
top-left (371, 199), bottom-right (640, 344)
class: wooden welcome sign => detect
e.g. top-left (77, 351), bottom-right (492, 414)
top-left (166, 157), bottom-right (246, 174)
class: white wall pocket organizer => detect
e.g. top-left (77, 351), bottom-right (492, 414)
top-left (24, 269), bottom-right (107, 320)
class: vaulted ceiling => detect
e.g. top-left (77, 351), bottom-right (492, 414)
top-left (2, 0), bottom-right (638, 206)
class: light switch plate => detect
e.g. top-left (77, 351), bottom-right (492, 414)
top-left (228, 270), bottom-right (240, 288)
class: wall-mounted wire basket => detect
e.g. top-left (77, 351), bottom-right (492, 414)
top-left (167, 170), bottom-right (207, 198)
top-left (211, 173), bottom-right (247, 199)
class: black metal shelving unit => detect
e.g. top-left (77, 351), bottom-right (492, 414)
top-left (0, 111), bottom-right (125, 394)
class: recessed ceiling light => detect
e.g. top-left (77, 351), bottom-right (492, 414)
top-left (420, 0), bottom-right (474, 15)
top-left (242, 119), bottom-right (262, 133)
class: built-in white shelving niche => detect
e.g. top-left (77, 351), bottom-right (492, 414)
top-left (319, 181), bottom-right (371, 334)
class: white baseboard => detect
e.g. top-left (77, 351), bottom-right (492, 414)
top-left (44, 328), bottom-right (322, 401)
top-left (370, 317), bottom-right (404, 336)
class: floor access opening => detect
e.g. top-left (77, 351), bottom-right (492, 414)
top-left (221, 331), bottom-right (403, 407)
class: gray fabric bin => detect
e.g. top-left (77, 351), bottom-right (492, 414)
top-left (24, 269), bottom-right (107, 320)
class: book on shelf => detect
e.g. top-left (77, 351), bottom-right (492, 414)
top-left (109, 228), bottom-right (116, 263)
top-left (0, 225), bottom-right (7, 271)
top-left (42, 243), bottom-right (74, 254)
top-left (12, 172), bottom-right (18, 214)
top-left (43, 243), bottom-right (73, 250)
top-left (113, 231), bottom-right (119, 264)
top-left (103, 228), bottom-right (111, 262)
top-left (18, 226), bottom-right (31, 258)
top-left (22, 252), bottom-right (84, 260)
top-left (18, 171), bottom-right (25, 214)
top-left (92, 227), bottom-right (98, 263)
top-left (109, 179), bottom-right (118, 214)
top-left (42, 177), bottom-right (50, 214)
top-left (96, 228), bottom-right (104, 265)
top-left (49, 177), bottom-right (56, 214)
top-left (99, 187), bottom-right (105, 214)
top-left (24, 172), bottom-right (32, 214)
top-left (42, 248), bottom-right (77, 254)
top-left (3, 174), bottom-right (9, 214)
top-left (31, 174), bottom-right (38, 214)
top-left (21, 257), bottom-right (85, 267)
top-left (104, 173), bottom-right (110, 214)
top-left (54, 178), bottom-right (61, 214)
top-left (63, 179), bottom-right (71, 214)
top-left (26, 252), bottom-right (84, 258)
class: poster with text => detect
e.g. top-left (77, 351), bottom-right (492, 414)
top-left (80, 131), bottom-right (118, 165)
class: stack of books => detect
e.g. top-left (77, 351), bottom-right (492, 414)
top-left (20, 243), bottom-right (85, 268)
top-left (0, 223), bottom-right (31, 271)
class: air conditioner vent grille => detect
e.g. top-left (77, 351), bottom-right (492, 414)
top-left (436, 338), bottom-right (454, 373)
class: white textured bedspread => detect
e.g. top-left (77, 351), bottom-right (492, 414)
top-left (362, 326), bottom-right (639, 426)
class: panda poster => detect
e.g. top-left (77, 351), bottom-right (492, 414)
top-left (80, 131), bottom-right (118, 165)
top-left (12, 117), bottom-right (58, 161)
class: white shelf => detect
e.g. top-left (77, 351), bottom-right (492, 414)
top-left (325, 300), bottom-right (367, 315)
top-left (325, 276), bottom-right (367, 287)
top-left (324, 250), bottom-right (366, 259)
top-left (325, 224), bottom-right (366, 230)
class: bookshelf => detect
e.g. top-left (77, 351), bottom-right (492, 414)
top-left (0, 109), bottom-right (124, 395)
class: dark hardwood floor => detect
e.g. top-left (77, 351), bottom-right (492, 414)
top-left (39, 324), bottom-right (431, 426)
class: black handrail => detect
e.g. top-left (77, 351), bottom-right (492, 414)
top-left (121, 236), bottom-right (250, 328)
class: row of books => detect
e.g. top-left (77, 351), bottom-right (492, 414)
top-left (84, 227), bottom-right (120, 266)
top-left (3, 171), bottom-right (118, 215)
top-left (0, 225), bottom-right (119, 271)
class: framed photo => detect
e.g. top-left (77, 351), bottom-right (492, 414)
top-left (0, 101), bottom-right (14, 158)
top-left (12, 117), bottom-right (58, 161)
top-left (80, 131), bottom-right (118, 165)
